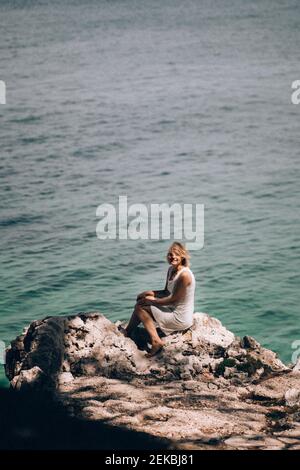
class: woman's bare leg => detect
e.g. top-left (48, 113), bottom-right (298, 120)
top-left (125, 305), bottom-right (141, 337)
top-left (134, 304), bottom-right (164, 355)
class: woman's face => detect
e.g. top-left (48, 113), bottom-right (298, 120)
top-left (167, 249), bottom-right (182, 267)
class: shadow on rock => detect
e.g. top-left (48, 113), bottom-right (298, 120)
top-left (0, 388), bottom-right (170, 450)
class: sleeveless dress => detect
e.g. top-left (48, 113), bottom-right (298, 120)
top-left (150, 266), bottom-right (195, 335)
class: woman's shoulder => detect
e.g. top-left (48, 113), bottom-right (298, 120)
top-left (178, 267), bottom-right (193, 284)
top-left (183, 266), bottom-right (193, 275)
top-left (186, 267), bottom-right (195, 280)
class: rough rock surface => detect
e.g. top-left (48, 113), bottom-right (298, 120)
top-left (5, 311), bottom-right (300, 450)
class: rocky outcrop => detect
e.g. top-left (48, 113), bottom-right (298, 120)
top-left (5, 317), bottom-right (65, 390)
top-left (5, 312), bottom-right (300, 450)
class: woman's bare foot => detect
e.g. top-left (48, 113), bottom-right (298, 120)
top-left (146, 340), bottom-right (165, 357)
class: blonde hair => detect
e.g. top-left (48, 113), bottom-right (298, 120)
top-left (167, 242), bottom-right (191, 267)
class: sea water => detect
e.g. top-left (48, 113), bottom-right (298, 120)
top-left (1, 0), bottom-right (300, 385)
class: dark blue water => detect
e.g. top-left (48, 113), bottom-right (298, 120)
top-left (1, 0), bottom-right (300, 385)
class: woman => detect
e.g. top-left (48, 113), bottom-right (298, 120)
top-left (125, 242), bottom-right (196, 356)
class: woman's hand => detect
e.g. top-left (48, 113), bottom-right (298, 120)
top-left (136, 290), bottom-right (154, 301)
top-left (138, 295), bottom-right (156, 306)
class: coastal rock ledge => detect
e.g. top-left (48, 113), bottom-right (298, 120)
top-left (5, 312), bottom-right (300, 450)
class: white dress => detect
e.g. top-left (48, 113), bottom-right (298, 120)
top-left (150, 266), bottom-right (195, 335)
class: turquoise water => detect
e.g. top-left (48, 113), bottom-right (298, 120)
top-left (1, 0), bottom-right (300, 386)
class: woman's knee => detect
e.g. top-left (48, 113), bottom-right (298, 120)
top-left (135, 304), bottom-right (152, 319)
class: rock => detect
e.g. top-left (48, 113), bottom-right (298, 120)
top-left (285, 388), bottom-right (300, 407)
top-left (227, 347), bottom-right (247, 358)
top-left (224, 435), bottom-right (262, 449)
top-left (191, 313), bottom-right (234, 348)
top-left (182, 380), bottom-right (199, 391)
top-left (224, 367), bottom-right (235, 379)
top-left (5, 316), bottom-right (65, 390)
top-left (0, 387), bottom-right (170, 450)
top-left (68, 317), bottom-right (85, 330)
top-left (5, 310), bottom-right (300, 450)
top-left (224, 435), bottom-right (286, 450)
top-left (241, 336), bottom-right (260, 350)
top-left (10, 366), bottom-right (46, 391)
top-left (61, 360), bottom-right (71, 372)
top-left (4, 311), bottom-right (289, 388)
top-left (58, 372), bottom-right (74, 385)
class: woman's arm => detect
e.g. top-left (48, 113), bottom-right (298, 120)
top-left (136, 290), bottom-right (155, 300)
top-left (144, 271), bottom-right (191, 306)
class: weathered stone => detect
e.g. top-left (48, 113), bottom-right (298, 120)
top-left (224, 367), bottom-right (235, 379)
top-left (241, 336), bottom-right (260, 350)
top-left (191, 313), bottom-right (234, 348)
top-left (285, 388), bottom-right (300, 407)
top-left (6, 317), bottom-right (65, 390)
top-left (10, 366), bottom-right (46, 391)
top-left (58, 372), bottom-right (74, 385)
top-left (5, 311), bottom-right (300, 450)
top-left (68, 317), bottom-right (85, 330)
